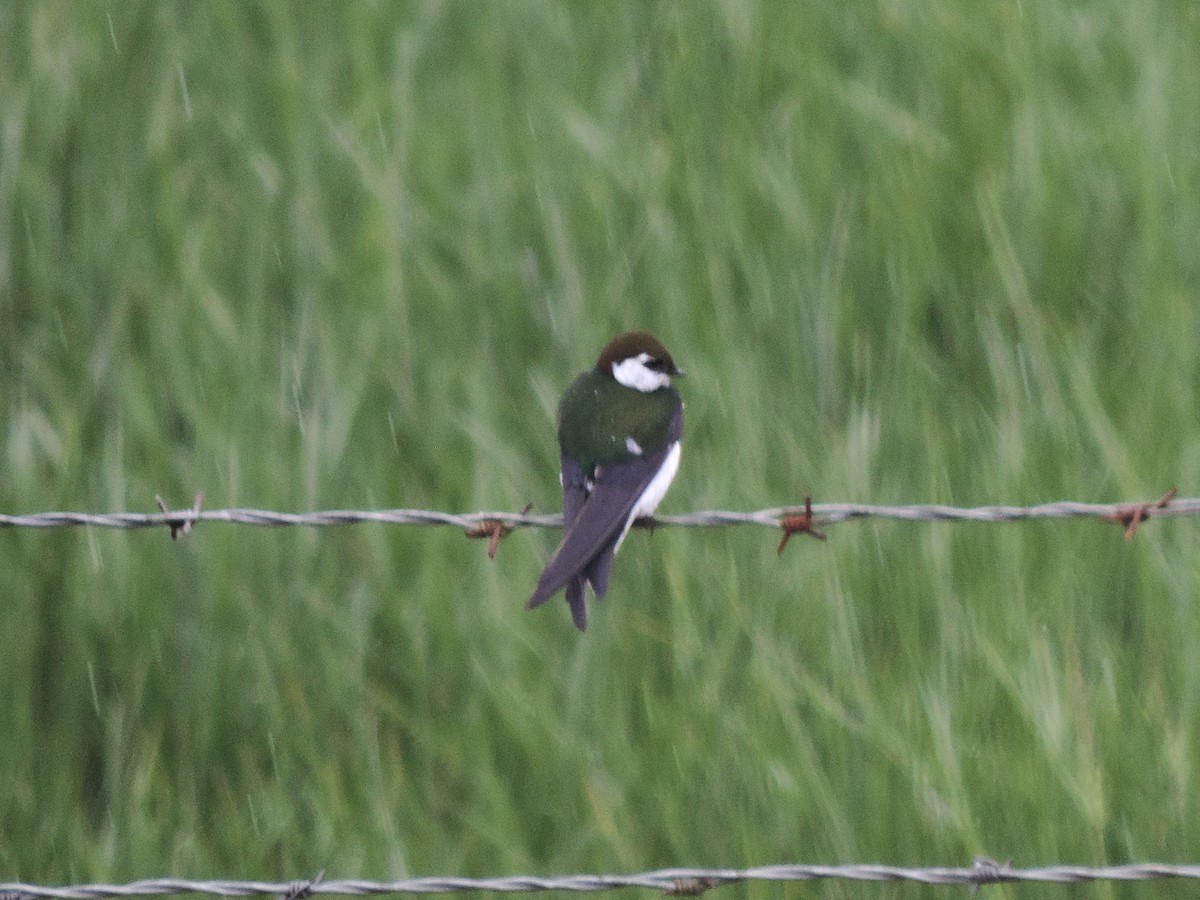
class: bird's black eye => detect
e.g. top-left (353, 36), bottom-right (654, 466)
top-left (646, 358), bottom-right (669, 372)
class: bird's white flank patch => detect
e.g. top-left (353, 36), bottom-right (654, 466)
top-left (625, 435), bottom-right (643, 456)
top-left (612, 352), bottom-right (672, 392)
top-left (614, 441), bottom-right (682, 553)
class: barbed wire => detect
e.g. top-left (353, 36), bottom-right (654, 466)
top-left (0, 490), bottom-right (1191, 548)
top-left (7, 859), bottom-right (1200, 898)
top-left (2, 489), bottom-right (1195, 899)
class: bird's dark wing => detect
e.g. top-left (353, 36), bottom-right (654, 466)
top-left (558, 454), bottom-right (591, 628)
top-left (560, 454), bottom-right (589, 533)
top-left (526, 440), bottom-right (676, 620)
top-left (565, 578), bottom-right (588, 631)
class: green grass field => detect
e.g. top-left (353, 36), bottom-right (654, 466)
top-left (3, 2), bottom-right (1200, 896)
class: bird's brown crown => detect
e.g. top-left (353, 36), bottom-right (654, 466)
top-left (596, 331), bottom-right (680, 378)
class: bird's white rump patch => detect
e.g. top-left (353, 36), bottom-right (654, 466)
top-left (614, 441), bottom-right (682, 553)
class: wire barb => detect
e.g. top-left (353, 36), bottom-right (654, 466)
top-left (1101, 487), bottom-right (1176, 540)
top-left (969, 856), bottom-right (1013, 895)
top-left (279, 871), bottom-right (324, 900)
top-left (464, 504), bottom-right (533, 558)
top-left (664, 876), bottom-right (723, 896)
top-left (155, 492), bottom-right (204, 540)
top-left (777, 496), bottom-right (827, 555)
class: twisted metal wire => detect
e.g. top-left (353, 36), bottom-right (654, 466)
top-left (7, 860), bottom-right (1200, 897)
top-left (0, 494), bottom-right (1195, 534)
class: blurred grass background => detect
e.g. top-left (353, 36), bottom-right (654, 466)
top-left (3, 0), bottom-right (1200, 896)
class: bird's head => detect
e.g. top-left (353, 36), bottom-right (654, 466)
top-left (596, 331), bottom-right (684, 392)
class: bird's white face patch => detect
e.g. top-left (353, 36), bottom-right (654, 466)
top-left (625, 435), bottom-right (643, 456)
top-left (612, 352), bottom-right (672, 392)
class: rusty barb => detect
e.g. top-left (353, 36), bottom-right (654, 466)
top-left (1102, 488), bottom-right (1177, 540)
top-left (465, 503), bottom-right (533, 558)
top-left (777, 496), bottom-right (827, 555)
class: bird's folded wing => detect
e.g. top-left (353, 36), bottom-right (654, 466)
top-left (526, 443), bottom-right (674, 610)
top-left (559, 454), bottom-right (589, 533)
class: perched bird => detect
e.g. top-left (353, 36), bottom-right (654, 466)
top-left (527, 331), bottom-right (684, 630)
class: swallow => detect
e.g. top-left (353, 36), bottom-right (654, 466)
top-left (527, 331), bottom-right (684, 630)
